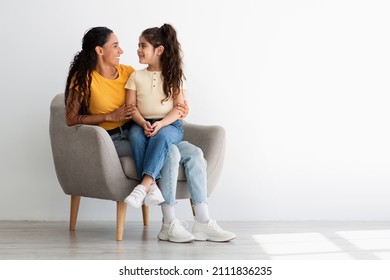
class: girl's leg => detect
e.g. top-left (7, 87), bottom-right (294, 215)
top-left (128, 123), bottom-right (147, 180)
top-left (125, 124), bottom-right (154, 207)
top-left (142, 121), bottom-right (183, 181)
top-left (141, 122), bottom-right (183, 207)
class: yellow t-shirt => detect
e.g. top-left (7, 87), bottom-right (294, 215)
top-left (125, 68), bottom-right (186, 119)
top-left (89, 64), bottom-right (134, 130)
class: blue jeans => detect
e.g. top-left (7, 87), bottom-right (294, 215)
top-left (128, 119), bottom-right (183, 181)
top-left (111, 127), bottom-right (132, 157)
top-left (110, 128), bottom-right (207, 206)
top-left (159, 141), bottom-right (208, 206)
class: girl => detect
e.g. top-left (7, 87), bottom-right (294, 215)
top-left (124, 24), bottom-right (236, 243)
top-left (123, 24), bottom-right (185, 208)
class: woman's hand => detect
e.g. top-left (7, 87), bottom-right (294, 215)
top-left (177, 100), bottom-right (189, 119)
top-left (107, 104), bottom-right (136, 122)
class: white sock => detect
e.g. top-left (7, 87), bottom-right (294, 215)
top-left (194, 203), bottom-right (210, 224)
top-left (161, 204), bottom-right (175, 224)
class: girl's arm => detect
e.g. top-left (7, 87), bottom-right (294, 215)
top-left (66, 90), bottom-right (134, 126)
top-left (126, 89), bottom-right (153, 133)
top-left (125, 89), bottom-right (143, 125)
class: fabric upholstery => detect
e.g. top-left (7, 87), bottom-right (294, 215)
top-left (49, 93), bottom-right (225, 201)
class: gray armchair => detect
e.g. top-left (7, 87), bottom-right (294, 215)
top-left (49, 93), bottom-right (225, 240)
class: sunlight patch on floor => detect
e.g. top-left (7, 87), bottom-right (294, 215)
top-left (336, 230), bottom-right (390, 250)
top-left (252, 232), bottom-right (341, 255)
top-left (373, 252), bottom-right (390, 260)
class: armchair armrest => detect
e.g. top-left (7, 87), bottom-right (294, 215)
top-left (49, 94), bottom-right (132, 201)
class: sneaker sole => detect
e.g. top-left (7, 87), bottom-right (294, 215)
top-left (169, 237), bottom-right (195, 243)
top-left (158, 236), bottom-right (195, 243)
top-left (144, 199), bottom-right (165, 206)
top-left (193, 232), bottom-right (236, 242)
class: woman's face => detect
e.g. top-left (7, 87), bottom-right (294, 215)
top-left (99, 33), bottom-right (123, 66)
top-left (137, 36), bottom-right (161, 66)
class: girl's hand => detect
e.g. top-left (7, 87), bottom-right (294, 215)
top-left (143, 121), bottom-right (153, 136)
top-left (147, 121), bottom-right (164, 137)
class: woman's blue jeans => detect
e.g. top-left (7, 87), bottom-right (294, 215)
top-left (158, 141), bottom-right (208, 206)
top-left (110, 126), bottom-right (207, 206)
top-left (128, 119), bottom-right (183, 181)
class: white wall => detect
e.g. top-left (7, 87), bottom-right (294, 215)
top-left (0, 0), bottom-right (389, 222)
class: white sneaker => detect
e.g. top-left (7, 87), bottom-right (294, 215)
top-left (192, 219), bottom-right (236, 242)
top-left (124, 185), bottom-right (147, 208)
top-left (144, 184), bottom-right (165, 206)
top-left (158, 219), bottom-right (195, 243)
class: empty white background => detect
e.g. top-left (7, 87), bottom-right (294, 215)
top-left (0, 0), bottom-right (389, 222)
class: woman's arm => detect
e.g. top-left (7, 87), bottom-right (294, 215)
top-left (176, 99), bottom-right (189, 119)
top-left (66, 90), bottom-right (134, 126)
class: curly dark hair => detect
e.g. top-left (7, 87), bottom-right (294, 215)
top-left (141, 23), bottom-right (185, 102)
top-left (64, 27), bottom-right (113, 119)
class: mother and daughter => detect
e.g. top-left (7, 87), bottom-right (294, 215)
top-left (64, 24), bottom-right (235, 243)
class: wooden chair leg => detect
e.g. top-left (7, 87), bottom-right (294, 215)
top-left (190, 199), bottom-right (195, 216)
top-left (69, 195), bottom-right (80, 231)
top-left (116, 201), bottom-right (127, 241)
top-left (142, 205), bottom-right (149, 226)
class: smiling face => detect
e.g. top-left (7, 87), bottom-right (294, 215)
top-left (137, 36), bottom-right (163, 68)
top-left (96, 33), bottom-right (123, 66)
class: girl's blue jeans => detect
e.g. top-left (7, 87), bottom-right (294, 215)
top-left (110, 124), bottom-right (207, 206)
top-left (128, 119), bottom-right (183, 181)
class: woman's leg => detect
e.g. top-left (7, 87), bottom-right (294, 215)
top-left (159, 144), bottom-right (181, 207)
top-left (111, 128), bottom-right (132, 158)
top-left (177, 141), bottom-right (208, 205)
top-left (178, 141), bottom-right (236, 242)
top-left (157, 144), bottom-right (195, 242)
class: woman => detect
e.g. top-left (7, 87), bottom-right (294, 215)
top-left (65, 26), bottom-right (236, 243)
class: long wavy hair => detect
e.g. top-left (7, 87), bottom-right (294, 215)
top-left (141, 23), bottom-right (185, 102)
top-left (64, 27), bottom-right (113, 119)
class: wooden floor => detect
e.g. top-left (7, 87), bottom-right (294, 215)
top-left (1, 221), bottom-right (390, 260)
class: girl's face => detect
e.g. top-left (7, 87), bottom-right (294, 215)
top-left (98, 33), bottom-right (123, 66)
top-left (137, 36), bottom-right (162, 66)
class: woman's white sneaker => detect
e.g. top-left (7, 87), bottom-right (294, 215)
top-left (158, 219), bottom-right (195, 243)
top-left (192, 219), bottom-right (236, 242)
